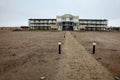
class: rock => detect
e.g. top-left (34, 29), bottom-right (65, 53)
top-left (96, 57), bottom-right (102, 61)
top-left (115, 76), bottom-right (120, 80)
top-left (40, 76), bottom-right (46, 80)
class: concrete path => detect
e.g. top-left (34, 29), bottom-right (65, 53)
top-left (55, 31), bottom-right (114, 80)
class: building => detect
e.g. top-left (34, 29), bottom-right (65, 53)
top-left (29, 14), bottom-right (108, 31)
top-left (107, 26), bottom-right (120, 31)
top-left (20, 26), bottom-right (29, 31)
top-left (0, 27), bottom-right (20, 30)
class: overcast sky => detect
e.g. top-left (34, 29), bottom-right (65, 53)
top-left (0, 0), bottom-right (120, 27)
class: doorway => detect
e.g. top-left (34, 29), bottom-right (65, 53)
top-left (62, 22), bottom-right (74, 31)
top-left (62, 26), bottom-right (73, 31)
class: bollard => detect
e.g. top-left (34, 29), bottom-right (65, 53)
top-left (58, 41), bottom-right (61, 54)
top-left (93, 41), bottom-right (96, 54)
top-left (64, 35), bottom-right (65, 38)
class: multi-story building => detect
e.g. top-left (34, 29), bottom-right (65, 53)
top-left (29, 14), bottom-right (108, 31)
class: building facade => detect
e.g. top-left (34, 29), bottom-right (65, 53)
top-left (29, 14), bottom-right (108, 31)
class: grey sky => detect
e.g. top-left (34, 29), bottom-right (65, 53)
top-left (0, 0), bottom-right (120, 26)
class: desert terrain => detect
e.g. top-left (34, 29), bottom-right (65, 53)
top-left (0, 30), bottom-right (119, 80)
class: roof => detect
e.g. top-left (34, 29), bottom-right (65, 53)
top-left (79, 19), bottom-right (107, 21)
top-left (29, 19), bottom-right (56, 20)
top-left (62, 14), bottom-right (73, 18)
top-left (21, 26), bottom-right (29, 28)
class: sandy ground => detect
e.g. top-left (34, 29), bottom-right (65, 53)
top-left (0, 31), bottom-right (65, 80)
top-left (71, 31), bottom-right (120, 77)
top-left (0, 30), bottom-right (119, 80)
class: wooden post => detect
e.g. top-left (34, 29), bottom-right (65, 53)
top-left (93, 41), bottom-right (96, 54)
top-left (58, 41), bottom-right (61, 54)
top-left (64, 35), bottom-right (65, 38)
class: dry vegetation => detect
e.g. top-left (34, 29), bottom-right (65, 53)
top-left (71, 31), bottom-right (120, 77)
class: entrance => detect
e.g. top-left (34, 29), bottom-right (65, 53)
top-left (62, 22), bottom-right (74, 31)
top-left (62, 26), bottom-right (73, 31)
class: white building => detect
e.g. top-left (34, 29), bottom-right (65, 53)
top-left (29, 14), bottom-right (108, 31)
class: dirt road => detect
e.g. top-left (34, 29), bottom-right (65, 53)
top-left (55, 31), bottom-right (114, 80)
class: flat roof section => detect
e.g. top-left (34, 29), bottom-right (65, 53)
top-left (29, 19), bottom-right (56, 20)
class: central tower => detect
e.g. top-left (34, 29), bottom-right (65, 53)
top-left (56, 14), bottom-right (79, 31)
